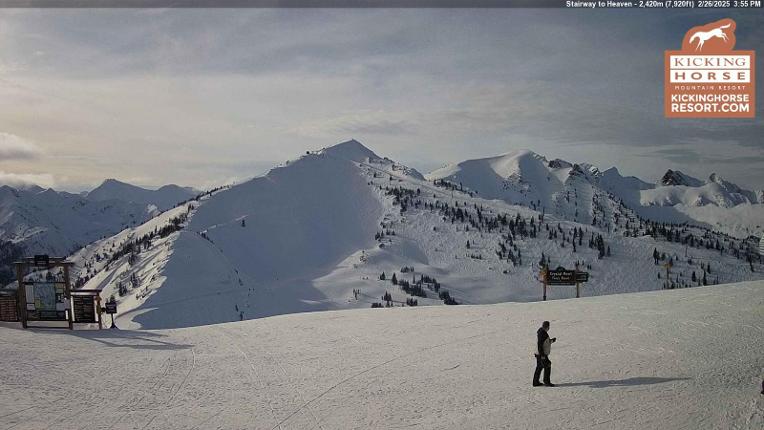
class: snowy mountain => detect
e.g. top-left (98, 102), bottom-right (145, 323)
top-left (0, 185), bottom-right (153, 282)
top-left (428, 150), bottom-right (764, 238)
top-left (2, 280), bottom-right (762, 429)
top-left (659, 169), bottom-right (703, 187)
top-left (87, 178), bottom-right (197, 211)
top-left (70, 140), bottom-right (764, 330)
top-left (0, 180), bottom-right (198, 285)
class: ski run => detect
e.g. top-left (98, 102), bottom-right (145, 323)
top-left (0, 281), bottom-right (762, 429)
top-left (59, 140), bottom-right (764, 329)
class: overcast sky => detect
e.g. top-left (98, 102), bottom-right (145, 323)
top-left (0, 8), bottom-right (762, 192)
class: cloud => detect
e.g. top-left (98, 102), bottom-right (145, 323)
top-left (0, 171), bottom-right (54, 189)
top-left (0, 9), bottom-right (762, 191)
top-left (293, 111), bottom-right (417, 137)
top-left (0, 132), bottom-right (43, 160)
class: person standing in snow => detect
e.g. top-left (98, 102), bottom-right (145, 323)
top-left (533, 320), bottom-right (556, 387)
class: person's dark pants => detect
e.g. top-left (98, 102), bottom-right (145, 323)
top-left (533, 355), bottom-right (551, 384)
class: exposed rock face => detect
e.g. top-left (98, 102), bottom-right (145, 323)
top-left (660, 169), bottom-right (702, 187)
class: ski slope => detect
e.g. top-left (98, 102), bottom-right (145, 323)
top-left (1, 281), bottom-right (761, 429)
top-left (70, 140), bottom-right (764, 330)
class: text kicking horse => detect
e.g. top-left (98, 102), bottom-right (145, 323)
top-left (689, 23), bottom-right (731, 52)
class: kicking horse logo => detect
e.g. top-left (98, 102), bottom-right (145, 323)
top-left (689, 23), bottom-right (731, 51)
top-left (681, 19), bottom-right (736, 54)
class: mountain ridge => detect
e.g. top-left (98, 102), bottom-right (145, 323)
top-left (68, 139), bottom-right (764, 329)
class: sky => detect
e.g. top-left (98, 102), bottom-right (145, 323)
top-left (0, 8), bottom-right (762, 192)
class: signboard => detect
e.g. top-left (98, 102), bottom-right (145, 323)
top-left (546, 269), bottom-right (577, 286)
top-left (104, 301), bottom-right (117, 314)
top-left (575, 272), bottom-right (589, 283)
top-left (34, 254), bottom-right (50, 267)
top-left (26, 282), bottom-right (67, 321)
top-left (73, 296), bottom-right (96, 323)
top-left (664, 18), bottom-right (755, 118)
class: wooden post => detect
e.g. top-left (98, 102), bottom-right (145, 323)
top-left (15, 263), bottom-right (27, 329)
top-left (664, 261), bottom-right (672, 288)
top-left (575, 263), bottom-right (580, 299)
top-left (63, 264), bottom-right (73, 330)
top-left (96, 295), bottom-right (103, 330)
top-left (541, 267), bottom-right (548, 301)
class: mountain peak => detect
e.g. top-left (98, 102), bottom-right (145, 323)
top-left (548, 158), bottom-right (572, 169)
top-left (87, 178), bottom-right (195, 210)
top-left (100, 178), bottom-right (130, 187)
top-left (660, 169), bottom-right (702, 187)
top-left (319, 139), bottom-right (380, 162)
top-left (495, 148), bottom-right (544, 161)
top-left (708, 173), bottom-right (725, 185)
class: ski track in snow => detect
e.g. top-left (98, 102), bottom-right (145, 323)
top-left (1, 281), bottom-right (762, 430)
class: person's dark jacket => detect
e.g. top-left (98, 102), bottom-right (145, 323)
top-left (537, 327), bottom-right (549, 357)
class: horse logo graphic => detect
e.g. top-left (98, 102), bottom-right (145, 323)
top-left (689, 23), bottom-right (731, 52)
top-left (681, 19), bottom-right (736, 54)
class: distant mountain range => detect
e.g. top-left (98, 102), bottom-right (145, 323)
top-left (0, 179), bottom-right (197, 283)
top-left (86, 179), bottom-right (198, 211)
top-left (428, 150), bottom-right (763, 238)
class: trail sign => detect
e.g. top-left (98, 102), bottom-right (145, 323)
top-left (104, 301), bottom-right (117, 314)
top-left (540, 266), bottom-right (590, 301)
top-left (73, 296), bottom-right (96, 323)
top-left (103, 299), bottom-right (118, 329)
top-left (546, 269), bottom-right (577, 286)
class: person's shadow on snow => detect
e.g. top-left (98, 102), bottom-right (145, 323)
top-left (556, 377), bottom-right (690, 388)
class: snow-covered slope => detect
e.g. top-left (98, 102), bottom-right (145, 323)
top-left (428, 149), bottom-right (560, 208)
top-left (87, 178), bottom-right (197, 211)
top-left (428, 150), bottom-right (763, 238)
top-left (72, 140), bottom-right (764, 330)
top-left (0, 179), bottom-right (199, 285)
top-left (1, 280), bottom-right (761, 429)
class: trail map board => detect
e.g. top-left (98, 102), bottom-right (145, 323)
top-left (26, 282), bottom-right (67, 321)
top-left (73, 296), bottom-right (96, 323)
top-left (15, 256), bottom-right (75, 329)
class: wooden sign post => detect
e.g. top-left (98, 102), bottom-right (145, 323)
top-left (575, 263), bottom-right (580, 299)
top-left (540, 266), bottom-right (548, 301)
top-left (103, 298), bottom-right (118, 329)
top-left (542, 265), bottom-right (590, 301)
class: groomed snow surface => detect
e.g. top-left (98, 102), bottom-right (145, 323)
top-left (1, 281), bottom-right (762, 430)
